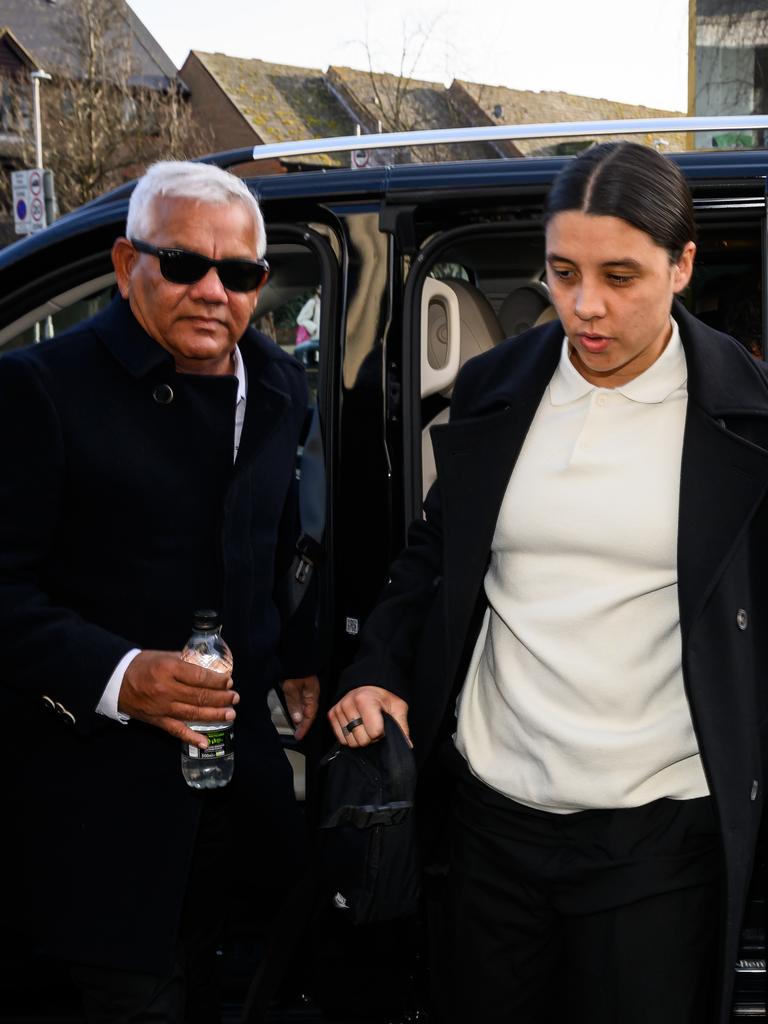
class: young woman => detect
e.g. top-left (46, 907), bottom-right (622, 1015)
top-left (295, 284), bottom-right (321, 343)
top-left (329, 142), bottom-right (768, 1023)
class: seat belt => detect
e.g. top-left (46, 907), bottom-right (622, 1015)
top-left (273, 405), bottom-right (325, 724)
top-left (285, 405), bottom-right (325, 616)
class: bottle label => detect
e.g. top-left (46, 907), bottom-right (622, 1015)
top-left (186, 729), bottom-right (234, 760)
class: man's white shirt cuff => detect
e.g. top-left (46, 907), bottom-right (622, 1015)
top-left (96, 648), bottom-right (141, 723)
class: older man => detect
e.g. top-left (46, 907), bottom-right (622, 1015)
top-left (0, 161), bottom-right (319, 1022)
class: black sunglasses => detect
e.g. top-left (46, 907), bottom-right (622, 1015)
top-left (130, 238), bottom-right (269, 292)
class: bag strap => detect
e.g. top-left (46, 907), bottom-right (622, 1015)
top-left (318, 713), bottom-right (416, 830)
top-left (383, 714), bottom-right (415, 803)
top-left (321, 801), bottom-right (412, 830)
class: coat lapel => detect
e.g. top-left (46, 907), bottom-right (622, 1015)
top-left (434, 405), bottom-right (530, 668)
top-left (430, 326), bottom-right (561, 671)
top-left (676, 303), bottom-right (768, 639)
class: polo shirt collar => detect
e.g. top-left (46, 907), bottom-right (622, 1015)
top-left (549, 317), bottom-right (687, 406)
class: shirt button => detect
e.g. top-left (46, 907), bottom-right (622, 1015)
top-left (596, 394), bottom-right (607, 407)
top-left (751, 780), bottom-right (759, 801)
top-left (153, 384), bottom-right (174, 405)
top-left (737, 609), bottom-right (749, 630)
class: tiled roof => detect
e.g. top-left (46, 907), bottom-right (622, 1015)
top-left (0, 0), bottom-right (179, 90)
top-left (191, 52), bottom-right (357, 167)
top-left (0, 27), bottom-right (41, 72)
top-left (326, 65), bottom-right (503, 161)
top-left (451, 81), bottom-right (687, 155)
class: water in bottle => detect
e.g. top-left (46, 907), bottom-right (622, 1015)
top-left (180, 609), bottom-right (234, 789)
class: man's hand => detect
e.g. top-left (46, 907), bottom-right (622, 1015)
top-left (119, 650), bottom-right (238, 748)
top-left (280, 675), bottom-right (320, 741)
top-left (328, 686), bottom-right (410, 748)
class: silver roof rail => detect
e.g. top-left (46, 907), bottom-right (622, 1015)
top-left (252, 115), bottom-right (768, 163)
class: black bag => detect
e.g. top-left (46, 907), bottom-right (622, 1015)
top-left (317, 712), bottom-right (420, 925)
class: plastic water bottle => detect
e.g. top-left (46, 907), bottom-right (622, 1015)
top-left (180, 609), bottom-right (234, 789)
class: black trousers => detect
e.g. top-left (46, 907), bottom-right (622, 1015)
top-left (70, 789), bottom-right (234, 1024)
top-left (69, 773), bottom-right (306, 1024)
top-left (446, 762), bottom-right (723, 1024)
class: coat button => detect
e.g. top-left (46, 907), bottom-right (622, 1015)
top-left (152, 384), bottom-right (174, 405)
top-left (55, 701), bottom-right (76, 726)
top-left (737, 609), bottom-right (749, 630)
top-left (41, 694), bottom-right (55, 712)
top-left (751, 780), bottom-right (759, 801)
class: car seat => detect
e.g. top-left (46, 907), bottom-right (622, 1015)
top-left (499, 281), bottom-right (555, 337)
top-left (421, 278), bottom-right (504, 498)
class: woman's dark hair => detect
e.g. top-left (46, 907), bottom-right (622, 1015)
top-left (544, 142), bottom-right (696, 260)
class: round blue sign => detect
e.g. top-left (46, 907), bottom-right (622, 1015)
top-left (16, 198), bottom-right (27, 220)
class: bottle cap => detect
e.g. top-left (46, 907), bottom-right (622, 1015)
top-left (192, 609), bottom-right (220, 631)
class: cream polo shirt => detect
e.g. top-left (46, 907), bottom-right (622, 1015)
top-left (455, 320), bottom-right (710, 813)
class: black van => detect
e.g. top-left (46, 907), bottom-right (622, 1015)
top-left (0, 116), bottom-right (766, 1020)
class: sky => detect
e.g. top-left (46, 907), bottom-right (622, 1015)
top-left (126, 0), bottom-right (691, 113)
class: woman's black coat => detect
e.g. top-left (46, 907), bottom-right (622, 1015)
top-left (339, 300), bottom-right (768, 1022)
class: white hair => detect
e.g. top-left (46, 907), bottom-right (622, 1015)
top-left (126, 160), bottom-right (267, 258)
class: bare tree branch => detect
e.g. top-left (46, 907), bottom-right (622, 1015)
top-left (358, 14), bottom-right (451, 162)
top-left (4, 0), bottom-right (210, 218)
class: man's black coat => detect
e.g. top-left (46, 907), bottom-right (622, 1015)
top-left (0, 298), bottom-right (313, 974)
top-left (339, 301), bottom-right (768, 1023)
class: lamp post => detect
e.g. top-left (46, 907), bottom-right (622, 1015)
top-left (29, 68), bottom-right (55, 341)
top-left (30, 69), bottom-right (52, 169)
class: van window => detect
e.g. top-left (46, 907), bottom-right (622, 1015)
top-left (416, 231), bottom-right (548, 500)
top-left (0, 275), bottom-right (116, 352)
top-left (690, 222), bottom-right (763, 359)
top-left (0, 242), bottom-right (328, 404)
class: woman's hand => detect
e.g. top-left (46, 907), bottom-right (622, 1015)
top-left (328, 686), bottom-right (410, 747)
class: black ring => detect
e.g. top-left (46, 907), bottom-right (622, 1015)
top-left (343, 717), bottom-right (364, 735)
top-left (153, 383), bottom-right (174, 405)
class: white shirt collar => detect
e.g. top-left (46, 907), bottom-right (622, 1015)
top-left (549, 317), bottom-right (687, 406)
top-left (231, 344), bottom-right (247, 402)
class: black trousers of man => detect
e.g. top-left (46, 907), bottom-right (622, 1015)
top-left (69, 777), bottom-right (306, 1024)
top-left (446, 756), bottom-right (723, 1024)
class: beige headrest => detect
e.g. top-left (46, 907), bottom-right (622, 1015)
top-left (427, 279), bottom-right (504, 396)
top-left (535, 304), bottom-right (559, 326)
top-left (499, 281), bottom-right (553, 337)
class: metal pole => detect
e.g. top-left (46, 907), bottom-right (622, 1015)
top-left (687, 0), bottom-right (698, 150)
top-left (30, 70), bottom-right (52, 169)
top-left (247, 115), bottom-right (768, 164)
top-left (32, 75), bottom-right (42, 167)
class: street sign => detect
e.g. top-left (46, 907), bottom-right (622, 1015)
top-left (12, 168), bottom-right (47, 235)
top-left (351, 149), bottom-right (370, 170)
